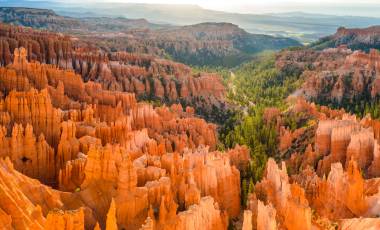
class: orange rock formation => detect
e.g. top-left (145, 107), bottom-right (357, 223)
top-left (277, 46), bottom-right (380, 104)
top-left (241, 98), bottom-right (380, 229)
top-left (0, 44), bottom-right (240, 230)
top-left (0, 23), bottom-right (227, 121)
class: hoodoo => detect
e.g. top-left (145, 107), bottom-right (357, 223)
top-left (0, 3), bottom-right (380, 230)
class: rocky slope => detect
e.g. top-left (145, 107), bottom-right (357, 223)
top-left (97, 22), bottom-right (301, 67)
top-left (312, 26), bottom-right (380, 51)
top-left (242, 98), bottom-right (380, 229)
top-left (0, 23), bottom-right (228, 123)
top-left (4, 7), bottom-right (380, 230)
top-left (0, 7), bottom-right (162, 32)
top-left (0, 45), bottom-right (250, 229)
top-left (276, 46), bottom-right (380, 108)
top-left (233, 25), bottom-right (380, 230)
top-left (0, 7), bottom-right (301, 67)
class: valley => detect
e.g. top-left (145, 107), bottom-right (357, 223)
top-left (0, 3), bottom-right (379, 230)
top-left (0, 7), bottom-right (300, 67)
top-left (4, 1), bottom-right (380, 43)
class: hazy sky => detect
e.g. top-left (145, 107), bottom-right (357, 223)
top-left (46, 0), bottom-right (380, 17)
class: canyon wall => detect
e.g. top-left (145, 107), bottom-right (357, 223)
top-left (0, 23), bottom-right (228, 122)
top-left (242, 98), bottom-right (380, 229)
top-left (0, 43), bottom-right (245, 230)
top-left (277, 46), bottom-right (380, 105)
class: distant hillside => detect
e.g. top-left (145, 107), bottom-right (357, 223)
top-left (92, 22), bottom-right (300, 67)
top-left (3, 1), bottom-right (380, 43)
top-left (0, 7), bottom-right (80, 31)
top-left (311, 26), bottom-right (380, 51)
top-left (162, 23), bottom-right (301, 66)
top-left (0, 7), bottom-right (164, 33)
top-left (0, 7), bottom-right (301, 67)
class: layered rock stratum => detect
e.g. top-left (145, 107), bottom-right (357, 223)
top-left (0, 7), bottom-right (301, 67)
top-left (276, 46), bottom-right (380, 104)
top-left (0, 20), bottom-right (252, 229)
top-left (3, 16), bottom-right (380, 230)
top-left (312, 26), bottom-right (380, 51)
top-left (0, 22), bottom-right (229, 122)
top-left (241, 98), bottom-right (380, 229)
top-left (0, 44), bottom-right (246, 229)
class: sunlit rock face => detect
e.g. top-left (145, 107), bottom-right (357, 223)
top-left (323, 26), bottom-right (380, 52)
top-left (243, 156), bottom-right (380, 230)
top-left (0, 23), bottom-right (228, 123)
top-left (241, 98), bottom-right (380, 230)
top-left (0, 22), bottom-right (245, 229)
top-left (6, 16), bottom-right (380, 230)
top-left (246, 158), bottom-right (312, 230)
top-left (276, 45), bottom-right (380, 105)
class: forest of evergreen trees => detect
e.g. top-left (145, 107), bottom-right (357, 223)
top-left (212, 52), bottom-right (303, 206)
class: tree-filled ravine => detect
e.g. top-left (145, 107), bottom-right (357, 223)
top-left (206, 52), bottom-right (304, 206)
